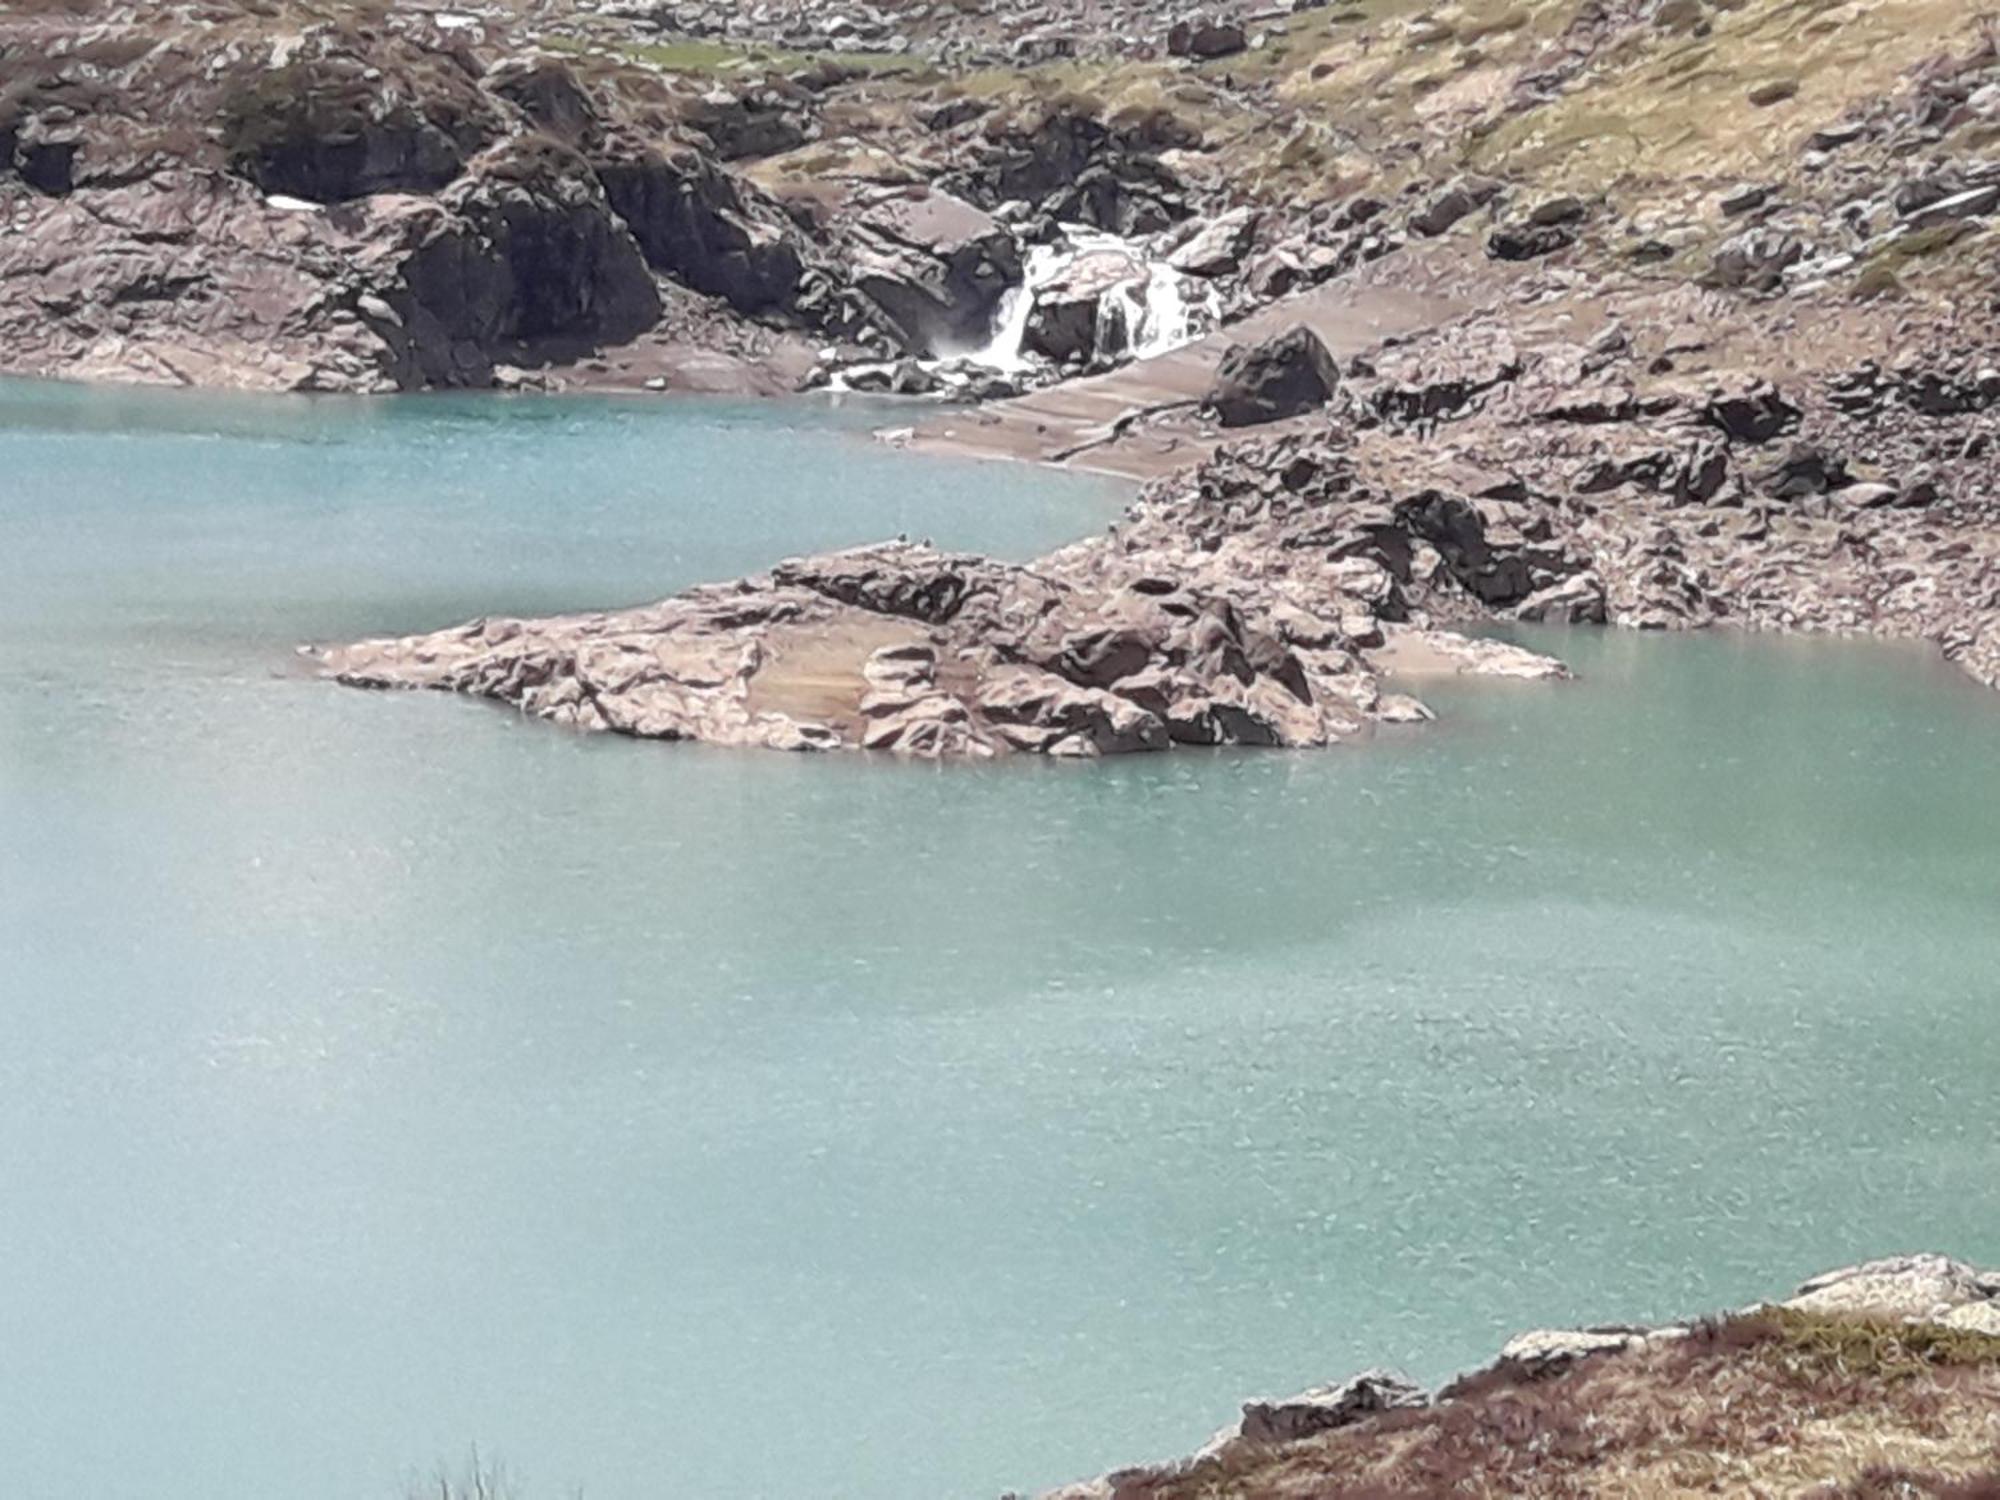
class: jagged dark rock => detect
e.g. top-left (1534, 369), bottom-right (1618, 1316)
top-left (1207, 326), bottom-right (1340, 427)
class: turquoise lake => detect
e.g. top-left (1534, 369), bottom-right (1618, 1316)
top-left (2, 379), bottom-right (1997, 1499)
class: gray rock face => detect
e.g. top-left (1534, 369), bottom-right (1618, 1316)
top-left (0, 14), bottom-right (862, 390)
top-left (1785, 1254), bottom-right (2000, 1321)
top-left (594, 141), bottom-right (809, 316)
top-left (1167, 17), bottom-right (1248, 59)
top-left (220, 45), bottom-right (505, 203)
top-left (846, 186), bottom-right (1023, 355)
top-left (1235, 1371), bottom-right (1428, 1444)
top-left (1207, 326), bottom-right (1339, 427)
top-left (426, 138), bottom-right (661, 342)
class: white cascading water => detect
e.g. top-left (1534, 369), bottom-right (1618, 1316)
top-left (1101, 262), bottom-right (1213, 363)
top-left (966, 240), bottom-right (1070, 372)
top-left (966, 226), bottom-right (1217, 373)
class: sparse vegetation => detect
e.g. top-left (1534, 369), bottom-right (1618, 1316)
top-left (547, 31), bottom-right (917, 79)
top-left (403, 1451), bottom-right (576, 1500)
top-left (1122, 1311), bottom-right (2000, 1499)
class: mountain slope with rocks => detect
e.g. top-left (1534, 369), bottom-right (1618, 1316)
top-left (9, 0), bottom-right (2000, 750)
top-left (9, 0), bottom-right (1998, 395)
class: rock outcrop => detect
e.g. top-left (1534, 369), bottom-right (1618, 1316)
top-left (315, 530), bottom-right (1569, 759)
top-left (1035, 1253), bottom-right (2000, 1500)
top-left (0, 11), bottom-right (861, 391)
top-left (319, 281), bottom-right (2000, 754)
top-left (844, 186), bottom-right (1023, 355)
top-left (1206, 326), bottom-right (1339, 427)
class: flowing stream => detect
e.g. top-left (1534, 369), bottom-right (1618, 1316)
top-left (970, 226), bottom-right (1218, 371)
top-left (3, 380), bottom-right (1999, 1500)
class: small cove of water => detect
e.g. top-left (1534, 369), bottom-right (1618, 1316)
top-left (2, 381), bottom-right (1998, 1500)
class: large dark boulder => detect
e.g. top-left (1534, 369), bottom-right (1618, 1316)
top-left (1167, 18), bottom-right (1249, 59)
top-left (221, 51), bottom-right (503, 202)
top-left (845, 187), bottom-right (1023, 356)
top-left (380, 137), bottom-right (660, 385)
top-left (1700, 379), bottom-right (1801, 443)
top-left (1018, 247), bottom-right (1145, 365)
top-left (592, 138), bottom-right (806, 315)
top-left (1409, 175), bottom-right (1501, 236)
top-left (1207, 326), bottom-right (1340, 427)
top-left (1487, 222), bottom-right (1576, 260)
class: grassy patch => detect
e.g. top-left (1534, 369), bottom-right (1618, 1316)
top-left (1120, 1310), bottom-right (2000, 1500)
top-left (546, 33), bottom-right (917, 79)
top-left (1852, 221), bottom-right (1988, 300)
top-left (1736, 1307), bottom-right (2000, 1378)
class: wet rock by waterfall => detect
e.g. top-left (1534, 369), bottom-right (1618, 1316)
top-left (973, 226), bottom-right (1220, 374)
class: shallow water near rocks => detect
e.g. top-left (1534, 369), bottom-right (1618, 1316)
top-left (3, 381), bottom-right (1999, 1500)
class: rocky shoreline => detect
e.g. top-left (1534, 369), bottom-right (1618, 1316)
top-left (317, 292), bottom-right (2000, 756)
top-left (10, 0), bottom-right (2000, 748)
top-left (1028, 1253), bottom-right (2000, 1499)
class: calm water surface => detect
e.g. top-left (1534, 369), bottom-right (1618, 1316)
top-left (2, 380), bottom-right (1998, 1500)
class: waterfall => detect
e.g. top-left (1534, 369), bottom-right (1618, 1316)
top-left (965, 226), bottom-right (1220, 373)
top-left (967, 241), bottom-right (1068, 372)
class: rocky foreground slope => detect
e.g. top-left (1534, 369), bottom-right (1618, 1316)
top-left (1028, 1254), bottom-right (2000, 1499)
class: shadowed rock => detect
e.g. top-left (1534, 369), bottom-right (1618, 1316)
top-left (1207, 326), bottom-right (1339, 427)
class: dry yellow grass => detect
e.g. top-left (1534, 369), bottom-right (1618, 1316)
top-left (1114, 1312), bottom-right (2000, 1499)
